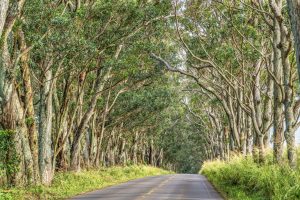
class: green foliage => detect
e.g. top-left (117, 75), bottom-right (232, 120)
top-left (0, 130), bottom-right (19, 185)
top-left (201, 155), bottom-right (300, 200)
top-left (25, 117), bottom-right (34, 126)
top-left (0, 165), bottom-right (172, 200)
top-left (158, 113), bottom-right (206, 173)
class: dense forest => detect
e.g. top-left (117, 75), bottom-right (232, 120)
top-left (1, 0), bottom-right (300, 196)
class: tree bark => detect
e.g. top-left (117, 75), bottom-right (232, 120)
top-left (287, 0), bottom-right (300, 82)
top-left (132, 131), bottom-right (138, 165)
top-left (70, 69), bottom-right (110, 171)
top-left (0, 0), bottom-right (9, 39)
top-left (0, 0), bottom-right (33, 186)
top-left (18, 29), bottom-right (40, 184)
top-left (38, 58), bottom-right (54, 185)
top-left (280, 19), bottom-right (297, 168)
top-left (272, 16), bottom-right (284, 165)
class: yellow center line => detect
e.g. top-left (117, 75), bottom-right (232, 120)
top-left (137, 176), bottom-right (173, 200)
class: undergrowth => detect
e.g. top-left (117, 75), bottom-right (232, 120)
top-left (201, 154), bottom-right (300, 200)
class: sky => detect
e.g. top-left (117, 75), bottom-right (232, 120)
top-left (296, 128), bottom-right (300, 145)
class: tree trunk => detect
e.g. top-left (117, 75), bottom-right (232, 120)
top-left (281, 24), bottom-right (297, 168)
top-left (0, 0), bottom-right (9, 39)
top-left (1, 83), bottom-right (34, 186)
top-left (0, 2), bottom-right (33, 184)
top-left (83, 128), bottom-right (92, 168)
top-left (132, 131), bottom-right (138, 165)
top-left (263, 59), bottom-right (274, 148)
top-left (38, 59), bottom-right (54, 185)
top-left (246, 115), bottom-right (253, 156)
top-left (258, 135), bottom-right (265, 163)
top-left (272, 15), bottom-right (284, 164)
top-left (149, 139), bottom-right (154, 165)
top-left (119, 138), bottom-right (126, 165)
top-left (287, 0), bottom-right (300, 82)
top-left (18, 29), bottom-right (40, 184)
top-left (227, 92), bottom-right (240, 149)
top-left (56, 118), bottom-right (68, 170)
top-left (70, 70), bottom-right (105, 171)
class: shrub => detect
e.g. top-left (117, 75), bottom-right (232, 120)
top-left (0, 130), bottom-right (20, 187)
top-left (201, 156), bottom-right (300, 200)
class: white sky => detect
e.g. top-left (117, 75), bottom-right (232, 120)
top-left (296, 128), bottom-right (300, 145)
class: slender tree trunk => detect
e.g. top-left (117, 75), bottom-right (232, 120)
top-left (132, 131), bottom-right (138, 165)
top-left (157, 148), bottom-right (163, 167)
top-left (258, 135), bottom-right (265, 163)
top-left (18, 29), bottom-right (39, 184)
top-left (72, 46), bottom-right (128, 169)
top-left (281, 23), bottom-right (297, 168)
top-left (251, 59), bottom-right (266, 163)
top-left (83, 128), bottom-right (92, 168)
top-left (70, 44), bottom-right (122, 170)
top-left (246, 116), bottom-right (253, 156)
top-left (237, 88), bottom-right (246, 156)
top-left (149, 139), bottom-right (154, 165)
top-left (119, 138), bottom-right (126, 165)
top-left (38, 59), bottom-right (54, 185)
top-left (226, 92), bottom-right (240, 149)
top-left (287, 0), bottom-right (300, 82)
top-left (56, 118), bottom-right (68, 170)
top-left (0, 0), bottom-right (9, 39)
top-left (224, 127), bottom-right (230, 160)
top-left (263, 58), bottom-right (274, 148)
top-left (70, 70), bottom-right (104, 171)
top-left (269, 5), bottom-right (285, 163)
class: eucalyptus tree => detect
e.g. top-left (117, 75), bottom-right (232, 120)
top-left (287, 0), bottom-right (300, 82)
top-left (247, 0), bottom-right (300, 167)
top-left (152, 0), bottom-right (265, 159)
top-left (0, 0), bottom-right (179, 187)
top-left (151, 0), bottom-right (300, 168)
top-left (0, 0), bottom-right (37, 186)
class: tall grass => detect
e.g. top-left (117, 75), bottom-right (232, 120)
top-left (0, 165), bottom-right (172, 200)
top-left (201, 154), bottom-right (300, 200)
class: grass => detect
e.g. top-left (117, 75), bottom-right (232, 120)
top-left (0, 165), bottom-right (172, 200)
top-left (200, 154), bottom-right (300, 200)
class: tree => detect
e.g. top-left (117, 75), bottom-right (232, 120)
top-left (287, 0), bottom-right (300, 83)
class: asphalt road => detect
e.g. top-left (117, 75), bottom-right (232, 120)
top-left (70, 174), bottom-right (223, 200)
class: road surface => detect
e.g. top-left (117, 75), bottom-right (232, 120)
top-left (70, 174), bottom-right (223, 200)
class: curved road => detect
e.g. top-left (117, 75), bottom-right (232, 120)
top-left (70, 174), bottom-right (223, 200)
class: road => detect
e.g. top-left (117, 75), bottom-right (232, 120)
top-left (70, 174), bottom-right (223, 200)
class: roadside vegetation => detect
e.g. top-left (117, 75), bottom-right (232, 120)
top-left (201, 151), bottom-right (300, 200)
top-left (0, 165), bottom-right (171, 200)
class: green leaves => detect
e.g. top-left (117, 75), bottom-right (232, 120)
top-left (0, 130), bottom-right (20, 186)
